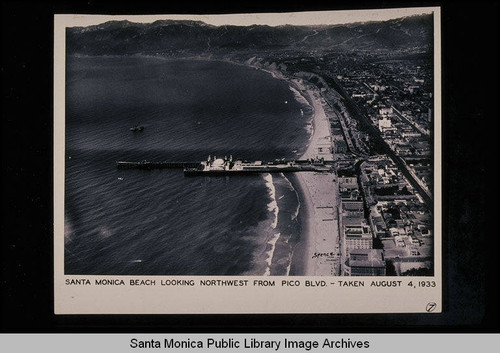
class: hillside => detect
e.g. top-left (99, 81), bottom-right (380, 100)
top-left (66, 14), bottom-right (433, 55)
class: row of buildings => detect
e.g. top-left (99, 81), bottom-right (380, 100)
top-left (231, 50), bottom-right (434, 277)
top-left (338, 58), bottom-right (433, 194)
top-left (337, 156), bottom-right (433, 276)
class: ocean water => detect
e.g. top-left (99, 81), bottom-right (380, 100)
top-left (64, 56), bottom-right (311, 275)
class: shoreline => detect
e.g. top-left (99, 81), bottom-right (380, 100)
top-left (151, 54), bottom-right (340, 276)
top-left (287, 174), bottom-right (312, 276)
top-left (102, 53), bottom-right (337, 276)
top-left (284, 75), bottom-right (339, 277)
top-left (231, 58), bottom-right (319, 276)
top-left (234, 57), bottom-right (340, 276)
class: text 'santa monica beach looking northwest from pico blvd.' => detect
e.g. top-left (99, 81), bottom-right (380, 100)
top-left (54, 7), bottom-right (442, 314)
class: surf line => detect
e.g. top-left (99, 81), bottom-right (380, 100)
top-left (263, 173), bottom-right (281, 276)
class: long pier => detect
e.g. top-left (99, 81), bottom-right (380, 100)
top-left (116, 161), bottom-right (201, 169)
top-left (116, 159), bottom-right (335, 173)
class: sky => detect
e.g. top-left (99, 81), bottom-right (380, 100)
top-left (57, 7), bottom-right (436, 27)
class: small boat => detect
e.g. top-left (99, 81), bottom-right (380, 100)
top-left (130, 124), bottom-right (144, 132)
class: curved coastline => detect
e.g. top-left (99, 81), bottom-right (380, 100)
top-left (286, 76), bottom-right (338, 277)
top-left (232, 57), bottom-right (339, 276)
top-left (168, 55), bottom-right (337, 276)
top-left (147, 54), bottom-right (334, 276)
top-left (160, 55), bottom-right (319, 276)
top-left (226, 57), bottom-right (319, 275)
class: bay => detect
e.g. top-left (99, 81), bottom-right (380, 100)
top-left (65, 55), bottom-right (310, 275)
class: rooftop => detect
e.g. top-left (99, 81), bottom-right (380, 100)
top-left (347, 249), bottom-right (385, 268)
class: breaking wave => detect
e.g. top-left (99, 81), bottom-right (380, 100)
top-left (264, 173), bottom-right (279, 229)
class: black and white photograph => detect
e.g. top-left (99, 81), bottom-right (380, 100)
top-left (61, 8), bottom-right (438, 278)
top-left (51, 7), bottom-right (443, 314)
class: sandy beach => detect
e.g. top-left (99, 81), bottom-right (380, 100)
top-left (235, 58), bottom-right (341, 276)
top-left (289, 79), bottom-right (341, 276)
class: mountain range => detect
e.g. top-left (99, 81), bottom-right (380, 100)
top-left (66, 14), bottom-right (433, 56)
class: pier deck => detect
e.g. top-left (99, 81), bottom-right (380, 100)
top-left (116, 161), bottom-right (201, 169)
top-left (116, 159), bottom-right (334, 175)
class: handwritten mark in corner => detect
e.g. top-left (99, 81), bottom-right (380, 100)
top-left (426, 302), bottom-right (437, 312)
